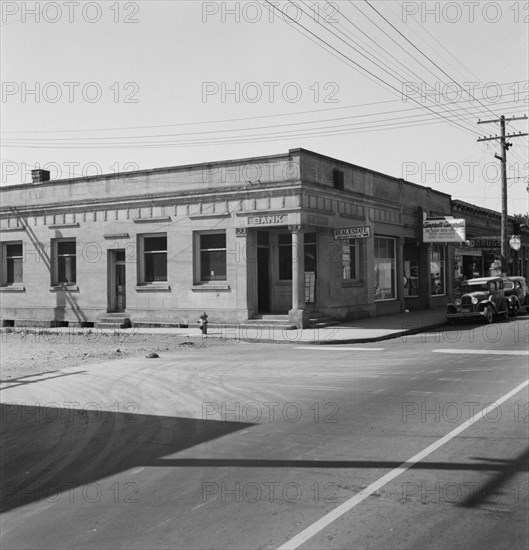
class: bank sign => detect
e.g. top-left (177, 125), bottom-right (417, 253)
top-left (423, 218), bottom-right (466, 242)
top-left (334, 226), bottom-right (371, 240)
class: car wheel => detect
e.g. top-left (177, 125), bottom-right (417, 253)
top-left (512, 301), bottom-right (519, 317)
top-left (483, 306), bottom-right (494, 324)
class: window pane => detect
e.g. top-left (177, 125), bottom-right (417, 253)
top-left (374, 237), bottom-right (395, 300)
top-left (7, 258), bottom-right (23, 283)
top-left (144, 236), bottom-right (167, 252)
top-left (58, 241), bottom-right (76, 255)
top-left (430, 244), bottom-right (445, 296)
top-left (305, 244), bottom-right (317, 274)
top-left (58, 255), bottom-right (76, 283)
top-left (278, 233), bottom-right (291, 245)
top-left (6, 244), bottom-right (22, 258)
top-left (342, 240), bottom-right (357, 279)
top-left (201, 250), bottom-right (226, 280)
top-left (145, 252), bottom-right (167, 282)
top-left (200, 233), bottom-right (225, 250)
top-left (403, 242), bottom-right (419, 297)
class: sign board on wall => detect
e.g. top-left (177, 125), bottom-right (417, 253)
top-left (248, 215), bottom-right (285, 226)
top-left (334, 226), bottom-right (371, 240)
top-left (468, 236), bottom-right (501, 248)
top-left (423, 218), bottom-right (466, 242)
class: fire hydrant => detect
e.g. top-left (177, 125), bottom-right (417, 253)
top-left (198, 312), bottom-right (208, 335)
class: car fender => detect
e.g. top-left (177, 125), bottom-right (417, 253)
top-left (478, 299), bottom-right (495, 313)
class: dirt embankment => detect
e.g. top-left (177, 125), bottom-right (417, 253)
top-left (0, 328), bottom-right (232, 380)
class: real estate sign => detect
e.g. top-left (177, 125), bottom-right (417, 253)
top-left (423, 218), bottom-right (466, 242)
top-left (334, 226), bottom-right (371, 240)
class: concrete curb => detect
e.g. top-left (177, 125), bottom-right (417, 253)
top-left (306, 322), bottom-right (449, 345)
top-left (0, 321), bottom-right (449, 346)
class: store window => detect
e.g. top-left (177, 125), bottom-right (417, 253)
top-left (52, 239), bottom-right (76, 285)
top-left (374, 236), bottom-right (396, 301)
top-left (198, 232), bottom-right (226, 282)
top-left (342, 239), bottom-right (360, 280)
top-left (278, 232), bottom-right (317, 280)
top-left (2, 242), bottom-right (23, 285)
top-left (403, 242), bottom-right (420, 297)
top-left (304, 233), bottom-right (317, 275)
top-left (139, 234), bottom-right (167, 284)
top-left (429, 244), bottom-right (446, 296)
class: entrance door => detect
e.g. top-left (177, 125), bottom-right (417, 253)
top-left (108, 250), bottom-right (126, 312)
top-left (257, 231), bottom-right (270, 313)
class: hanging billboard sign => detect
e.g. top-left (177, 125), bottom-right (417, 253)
top-left (423, 218), bottom-right (466, 242)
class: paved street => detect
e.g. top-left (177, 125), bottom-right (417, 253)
top-left (1, 316), bottom-right (528, 550)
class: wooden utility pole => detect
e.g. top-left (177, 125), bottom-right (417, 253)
top-left (477, 115), bottom-right (527, 275)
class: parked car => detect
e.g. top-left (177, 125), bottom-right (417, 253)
top-left (446, 277), bottom-right (509, 324)
top-left (503, 276), bottom-right (529, 316)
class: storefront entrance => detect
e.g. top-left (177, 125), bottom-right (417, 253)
top-left (108, 249), bottom-right (126, 312)
top-left (257, 231), bottom-right (270, 313)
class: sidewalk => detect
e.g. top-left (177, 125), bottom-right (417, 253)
top-left (205, 307), bottom-right (448, 344)
top-left (2, 308), bottom-right (447, 345)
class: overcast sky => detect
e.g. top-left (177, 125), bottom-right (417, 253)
top-left (1, 0), bottom-right (528, 214)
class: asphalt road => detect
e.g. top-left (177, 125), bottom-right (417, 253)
top-left (1, 315), bottom-right (528, 550)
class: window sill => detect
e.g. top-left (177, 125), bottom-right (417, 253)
top-left (135, 284), bottom-right (171, 292)
top-left (191, 284), bottom-right (230, 291)
top-left (0, 285), bottom-right (26, 292)
top-left (50, 284), bottom-right (79, 292)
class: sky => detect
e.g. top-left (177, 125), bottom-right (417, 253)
top-left (1, 0), bottom-right (528, 214)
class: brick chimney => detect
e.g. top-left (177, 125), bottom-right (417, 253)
top-left (31, 169), bottom-right (50, 183)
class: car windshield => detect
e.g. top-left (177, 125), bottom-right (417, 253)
top-left (503, 281), bottom-right (514, 290)
top-left (461, 283), bottom-right (491, 293)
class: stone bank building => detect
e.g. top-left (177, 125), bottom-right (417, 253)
top-left (0, 148), bottom-right (460, 328)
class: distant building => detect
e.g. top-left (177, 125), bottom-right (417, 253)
top-left (452, 199), bottom-right (529, 282)
top-left (1, 148), bottom-right (513, 329)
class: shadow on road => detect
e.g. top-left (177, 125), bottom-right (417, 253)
top-left (459, 446), bottom-right (529, 507)
top-left (0, 371), bottom-right (86, 390)
top-left (0, 403), bottom-right (253, 513)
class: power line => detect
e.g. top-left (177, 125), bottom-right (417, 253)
top-left (362, 0), bottom-right (499, 122)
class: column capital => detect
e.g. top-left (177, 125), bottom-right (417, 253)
top-left (288, 224), bottom-right (306, 233)
top-left (235, 227), bottom-right (248, 237)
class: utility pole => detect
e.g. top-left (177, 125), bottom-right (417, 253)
top-left (477, 114), bottom-right (528, 276)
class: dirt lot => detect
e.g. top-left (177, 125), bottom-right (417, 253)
top-left (0, 328), bottom-right (233, 380)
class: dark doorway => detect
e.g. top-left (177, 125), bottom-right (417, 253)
top-left (463, 255), bottom-right (481, 279)
top-left (257, 232), bottom-right (270, 313)
top-left (108, 249), bottom-right (126, 312)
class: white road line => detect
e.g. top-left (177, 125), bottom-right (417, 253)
top-left (295, 347), bottom-right (385, 351)
top-left (277, 378), bottom-right (529, 550)
top-left (433, 349), bottom-right (529, 356)
top-left (258, 384), bottom-right (348, 391)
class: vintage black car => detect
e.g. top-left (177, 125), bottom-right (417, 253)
top-left (446, 277), bottom-right (509, 324)
top-left (503, 276), bottom-right (529, 316)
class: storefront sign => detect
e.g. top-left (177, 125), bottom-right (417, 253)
top-left (334, 226), bottom-right (371, 239)
top-left (248, 214), bottom-right (285, 225)
top-left (423, 218), bottom-right (466, 242)
top-left (468, 236), bottom-right (501, 248)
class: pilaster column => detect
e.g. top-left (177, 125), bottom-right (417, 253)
top-left (288, 224), bottom-right (309, 328)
